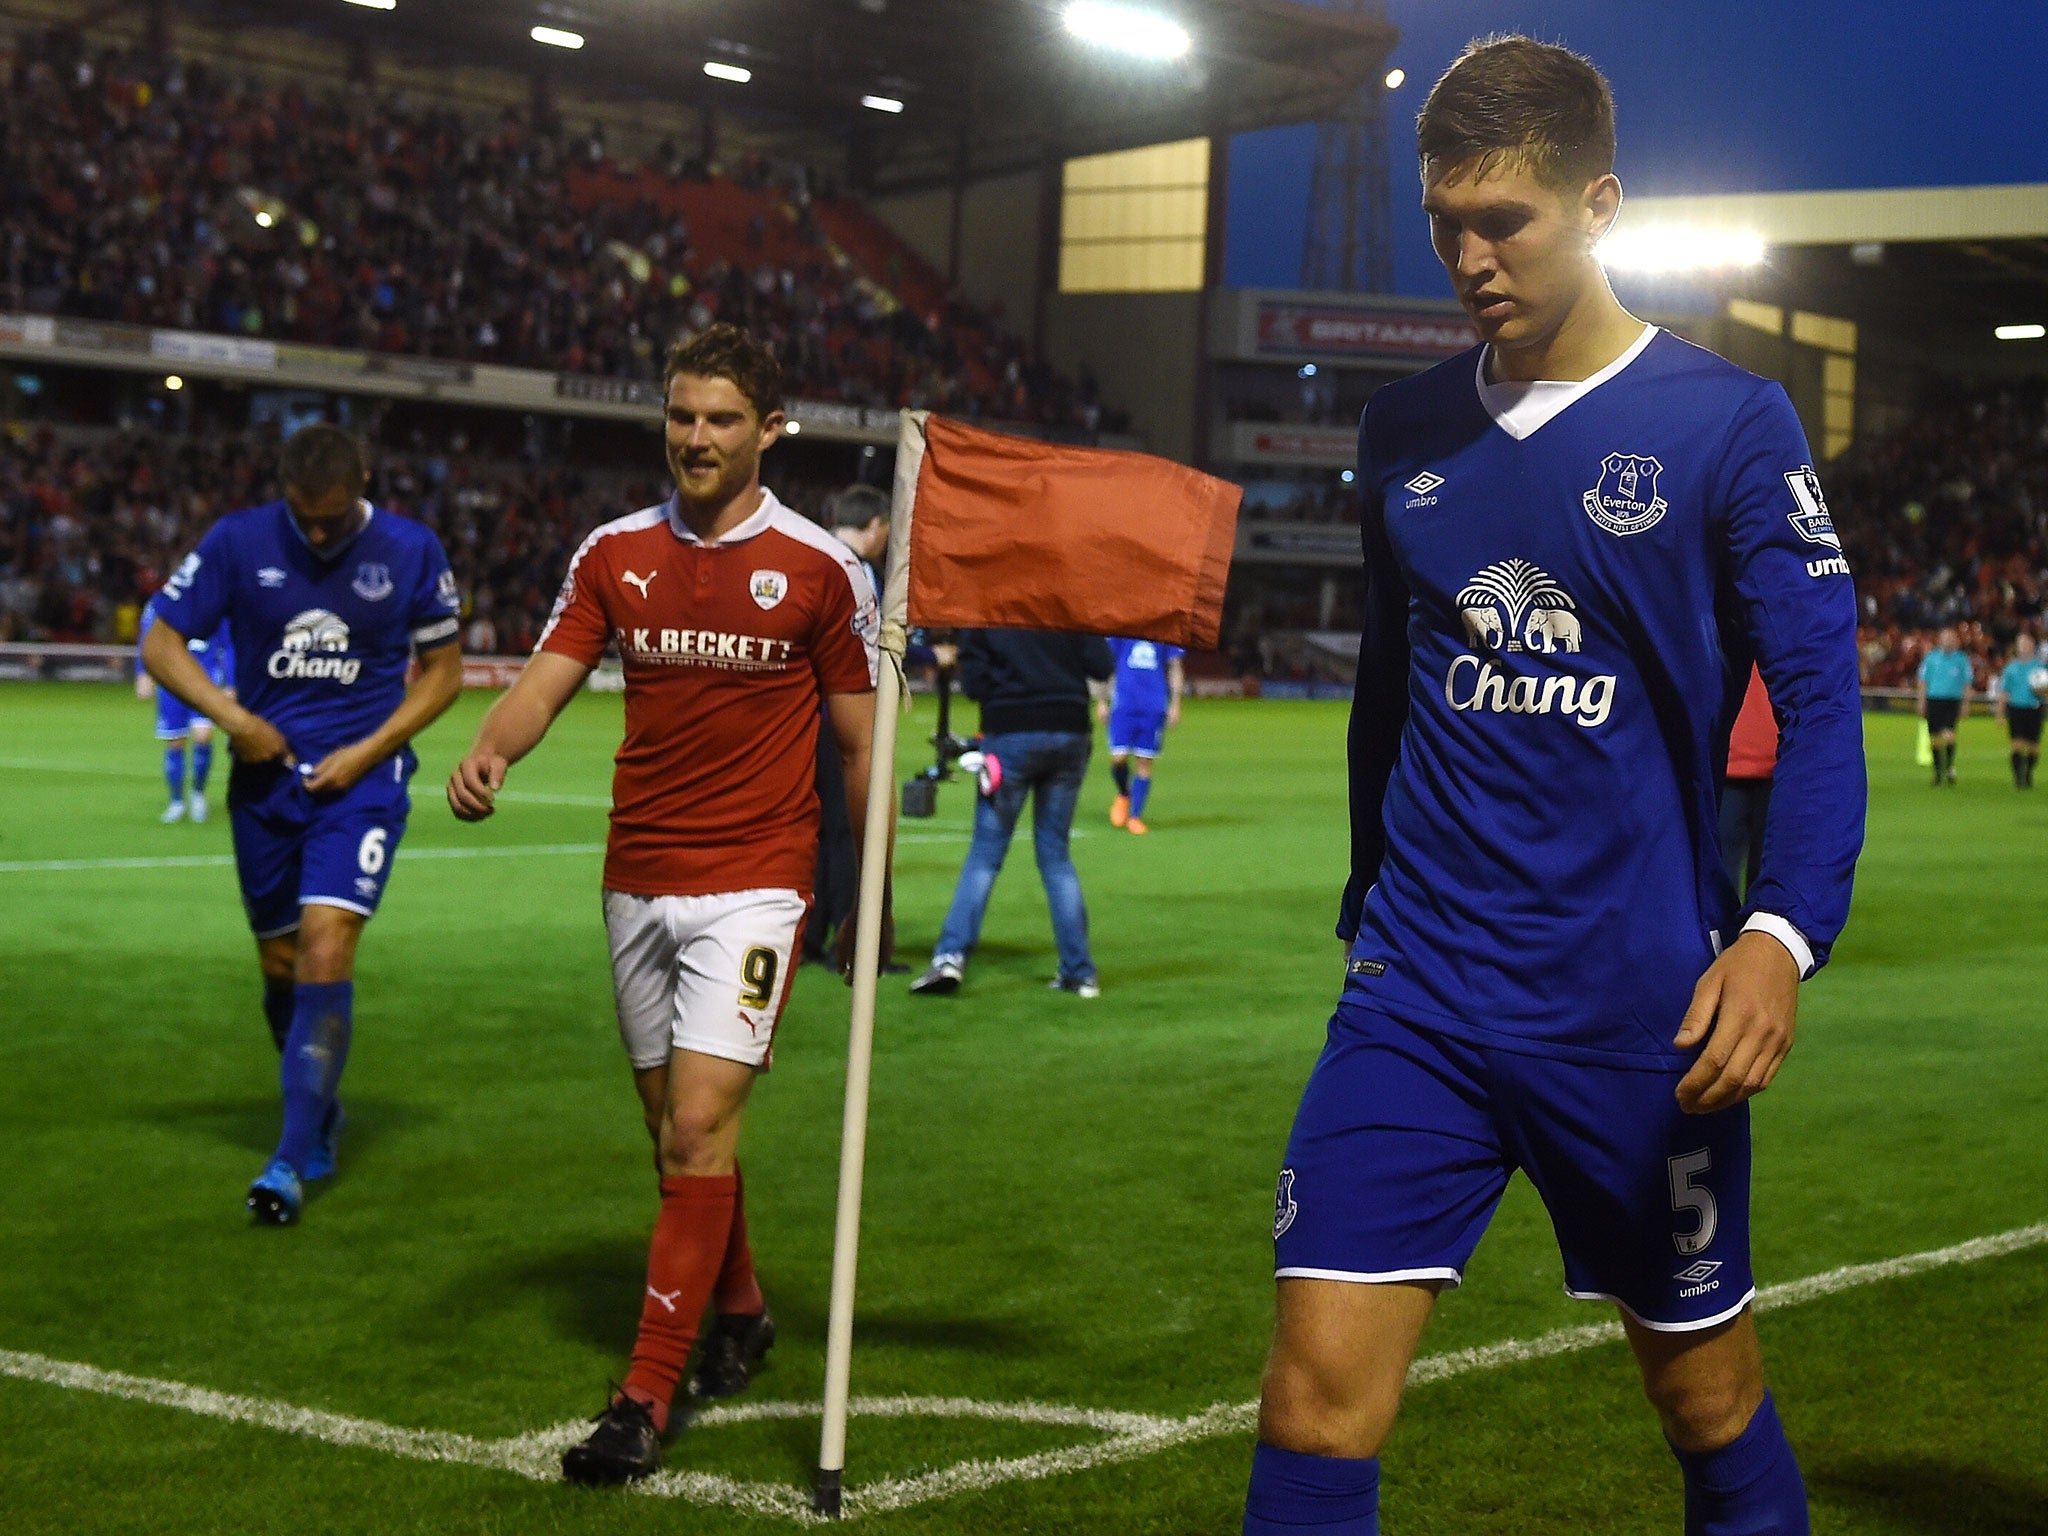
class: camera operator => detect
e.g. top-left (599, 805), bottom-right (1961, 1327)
top-left (910, 628), bottom-right (1114, 999)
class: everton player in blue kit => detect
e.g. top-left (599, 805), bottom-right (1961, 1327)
top-left (136, 596), bottom-right (233, 823)
top-left (1101, 637), bottom-right (1183, 834)
top-left (1245, 40), bottom-right (1865, 1536)
top-left (142, 425), bottom-right (464, 1225)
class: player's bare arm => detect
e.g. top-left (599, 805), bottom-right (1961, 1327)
top-left (826, 687), bottom-right (895, 978)
top-left (447, 650), bottom-right (592, 820)
top-left (1166, 655), bottom-right (1185, 727)
top-left (1673, 930), bottom-right (1802, 1114)
top-left (301, 639), bottom-right (465, 794)
top-left (141, 617), bottom-right (290, 765)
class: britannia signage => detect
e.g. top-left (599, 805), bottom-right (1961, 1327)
top-left (1255, 303), bottom-right (1477, 361)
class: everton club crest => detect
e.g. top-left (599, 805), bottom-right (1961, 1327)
top-left (1583, 452), bottom-right (1668, 536)
top-left (1273, 1167), bottom-right (1298, 1239)
top-left (352, 562), bottom-right (394, 602)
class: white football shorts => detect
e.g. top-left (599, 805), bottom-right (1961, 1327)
top-left (603, 887), bottom-right (808, 1071)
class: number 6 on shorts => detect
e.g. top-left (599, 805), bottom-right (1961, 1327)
top-left (358, 827), bottom-right (388, 875)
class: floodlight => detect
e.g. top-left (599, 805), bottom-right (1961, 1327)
top-left (1384, 68), bottom-right (1405, 89)
top-left (1597, 226), bottom-right (1765, 273)
top-left (784, 419), bottom-right (803, 435)
top-left (1994, 323), bottom-right (2046, 341)
top-left (342, 0), bottom-right (396, 9)
top-left (1062, 2), bottom-right (1192, 62)
top-left (1340, 469), bottom-right (1355, 483)
top-left (704, 61), bottom-right (752, 83)
top-left (861, 94), bottom-right (905, 114)
top-left (164, 375), bottom-right (184, 391)
top-left (530, 25), bottom-right (584, 50)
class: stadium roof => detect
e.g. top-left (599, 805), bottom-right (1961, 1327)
top-left (1627, 184), bottom-right (2048, 341)
top-left (264, 0), bottom-right (1398, 192)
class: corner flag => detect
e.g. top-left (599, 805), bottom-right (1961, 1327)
top-left (813, 412), bottom-right (1242, 1514)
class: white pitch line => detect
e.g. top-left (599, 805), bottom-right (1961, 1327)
top-left (0, 844), bottom-right (604, 874)
top-left (1, 1221), bottom-right (2040, 1523)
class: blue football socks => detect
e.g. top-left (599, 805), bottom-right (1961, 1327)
top-left (1130, 775), bottom-right (1153, 819)
top-left (163, 744), bottom-right (186, 802)
top-left (275, 980), bottom-right (353, 1175)
top-left (1671, 1393), bottom-right (1809, 1535)
top-left (1244, 1443), bottom-right (1379, 1534)
top-left (191, 739), bottom-right (214, 791)
top-left (262, 976), bottom-right (295, 1053)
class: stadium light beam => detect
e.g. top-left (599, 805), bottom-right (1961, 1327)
top-left (1384, 68), bottom-right (1405, 89)
top-left (341, 0), bottom-right (396, 10)
top-left (860, 94), bottom-right (905, 114)
top-left (1598, 226), bottom-right (1766, 274)
top-left (704, 60), bottom-right (752, 83)
top-left (1062, 2), bottom-right (1192, 62)
top-left (1994, 323), bottom-right (2046, 341)
top-left (530, 25), bottom-right (584, 50)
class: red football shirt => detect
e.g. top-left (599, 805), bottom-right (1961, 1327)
top-left (537, 489), bottom-right (879, 898)
top-left (1725, 666), bottom-right (1779, 780)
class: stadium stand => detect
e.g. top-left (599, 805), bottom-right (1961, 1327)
top-left (0, 27), bottom-right (1115, 431)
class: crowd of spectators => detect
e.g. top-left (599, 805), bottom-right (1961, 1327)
top-left (1834, 381), bottom-right (2047, 688)
top-left (0, 420), bottom-right (854, 653)
top-left (0, 28), bottom-right (1115, 432)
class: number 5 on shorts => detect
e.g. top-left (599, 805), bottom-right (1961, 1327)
top-left (739, 946), bottom-right (779, 1009)
top-left (1668, 1148), bottom-right (1718, 1257)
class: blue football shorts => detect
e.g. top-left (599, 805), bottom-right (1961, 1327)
top-left (1107, 706), bottom-right (1167, 759)
top-left (228, 755), bottom-right (414, 937)
top-left (154, 690), bottom-right (212, 740)
top-left (1273, 1001), bottom-right (1755, 1331)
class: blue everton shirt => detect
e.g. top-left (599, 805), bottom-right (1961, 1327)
top-left (1110, 637), bottom-right (1182, 716)
top-left (152, 500), bottom-right (461, 763)
top-left (138, 597), bottom-right (233, 687)
top-left (1338, 327), bottom-right (1866, 1065)
top-left (1918, 648), bottom-right (1972, 700)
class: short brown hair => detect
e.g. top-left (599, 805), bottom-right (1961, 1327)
top-left (1416, 36), bottom-right (1615, 191)
top-left (663, 323), bottom-right (783, 420)
top-left (278, 423), bottom-right (368, 498)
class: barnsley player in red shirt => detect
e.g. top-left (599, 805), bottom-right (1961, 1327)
top-left (448, 325), bottom-right (888, 1484)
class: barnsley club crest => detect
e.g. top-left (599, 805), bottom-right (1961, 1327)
top-left (1583, 452), bottom-right (1668, 535)
top-left (750, 569), bottom-right (789, 610)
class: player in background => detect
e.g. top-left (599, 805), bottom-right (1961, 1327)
top-left (1720, 667), bottom-right (1776, 896)
top-left (136, 596), bottom-right (233, 823)
top-left (1993, 633), bottom-right (2042, 788)
top-left (1099, 637), bottom-right (1184, 834)
top-left (142, 424), bottom-right (464, 1225)
top-left (447, 326), bottom-right (885, 1486)
top-left (1245, 40), bottom-right (1865, 1536)
top-left (1916, 627), bottom-right (1971, 785)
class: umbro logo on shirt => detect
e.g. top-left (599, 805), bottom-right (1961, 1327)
top-left (1404, 470), bottom-right (1445, 507)
top-left (257, 566), bottom-right (288, 588)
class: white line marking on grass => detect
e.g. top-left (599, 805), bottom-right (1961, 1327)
top-left (6, 1224), bottom-right (2038, 1522)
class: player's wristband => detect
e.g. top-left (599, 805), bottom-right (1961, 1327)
top-left (1740, 913), bottom-right (1815, 980)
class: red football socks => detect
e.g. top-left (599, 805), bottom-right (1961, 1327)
top-left (621, 1172), bottom-right (737, 1429)
top-left (714, 1163), bottom-right (766, 1318)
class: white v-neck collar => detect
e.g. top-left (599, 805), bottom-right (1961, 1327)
top-left (1475, 324), bottom-right (1658, 441)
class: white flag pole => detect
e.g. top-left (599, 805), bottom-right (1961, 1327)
top-left (815, 410), bottom-right (928, 1518)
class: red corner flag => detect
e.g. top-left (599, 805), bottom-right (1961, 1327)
top-left (886, 412), bottom-right (1241, 648)
top-left (815, 408), bottom-right (1242, 1516)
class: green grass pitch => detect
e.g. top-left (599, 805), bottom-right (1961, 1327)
top-left (1, 684), bottom-right (2043, 1534)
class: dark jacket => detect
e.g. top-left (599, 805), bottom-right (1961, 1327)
top-left (956, 628), bottom-right (1114, 737)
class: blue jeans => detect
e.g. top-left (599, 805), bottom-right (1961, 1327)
top-left (932, 730), bottom-right (1095, 983)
